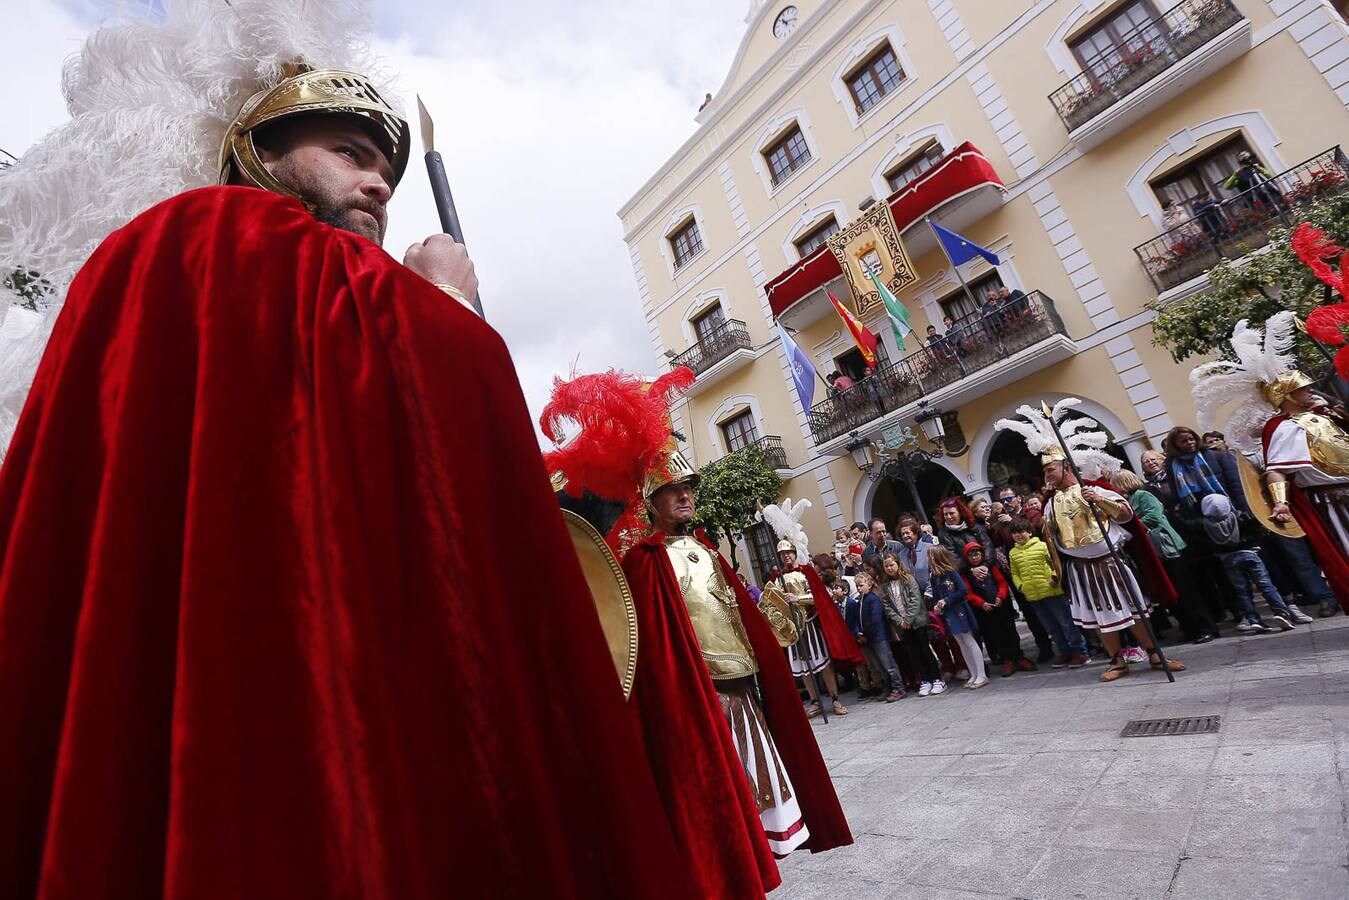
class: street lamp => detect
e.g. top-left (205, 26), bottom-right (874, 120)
top-left (846, 404), bottom-right (950, 525)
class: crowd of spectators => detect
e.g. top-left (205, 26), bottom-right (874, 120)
top-left (752, 421), bottom-right (1340, 704)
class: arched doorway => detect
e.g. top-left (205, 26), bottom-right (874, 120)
top-left (867, 459), bottom-right (964, 528)
top-left (985, 411), bottom-right (1132, 494)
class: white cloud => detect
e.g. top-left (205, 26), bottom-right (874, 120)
top-left (4, 0), bottom-right (748, 439)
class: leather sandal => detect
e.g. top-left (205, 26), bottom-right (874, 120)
top-left (831, 697), bottom-right (849, 716)
top-left (806, 702), bottom-right (823, 719)
top-left (1147, 650), bottom-right (1185, 672)
top-left (1100, 655), bottom-right (1129, 682)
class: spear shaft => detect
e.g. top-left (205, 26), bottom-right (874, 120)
top-left (416, 96), bottom-right (485, 319)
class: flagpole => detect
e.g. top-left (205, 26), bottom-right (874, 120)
top-left (927, 217), bottom-right (979, 314)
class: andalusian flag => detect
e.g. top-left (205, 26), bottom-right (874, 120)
top-left (868, 269), bottom-right (912, 345)
top-left (826, 290), bottom-right (878, 371)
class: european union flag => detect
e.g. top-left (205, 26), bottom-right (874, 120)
top-left (930, 221), bottom-right (1001, 267)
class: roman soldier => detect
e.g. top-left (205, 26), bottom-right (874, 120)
top-left (997, 402), bottom-right (1185, 683)
top-left (540, 372), bottom-right (851, 899)
top-left (770, 535), bottom-right (863, 717)
top-left (0, 4), bottom-right (695, 895)
top-left (1191, 311), bottom-right (1349, 616)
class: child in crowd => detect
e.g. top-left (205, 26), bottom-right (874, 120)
top-left (927, 547), bottom-right (988, 689)
top-left (963, 542), bottom-right (1035, 677)
top-left (1007, 519), bottom-right (1088, 668)
top-left (840, 576), bottom-right (880, 698)
top-left (880, 553), bottom-right (946, 696)
top-left (1200, 494), bottom-right (1295, 633)
top-left (856, 572), bottom-right (905, 702)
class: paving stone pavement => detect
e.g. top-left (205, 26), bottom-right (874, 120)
top-left (773, 615), bottom-right (1349, 899)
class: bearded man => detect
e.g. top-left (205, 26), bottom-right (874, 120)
top-left (0, 54), bottom-right (695, 900)
top-left (621, 453), bottom-right (851, 898)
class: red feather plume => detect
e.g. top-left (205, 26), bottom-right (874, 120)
top-left (540, 367), bottom-right (695, 545)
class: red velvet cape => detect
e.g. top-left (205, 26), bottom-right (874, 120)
top-left (1263, 415), bottom-right (1349, 611)
top-left (0, 187), bottom-right (696, 899)
top-left (773, 564), bottom-right (865, 667)
top-left (621, 531), bottom-right (852, 899)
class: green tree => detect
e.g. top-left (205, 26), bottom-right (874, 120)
top-left (1149, 192), bottom-right (1349, 367)
top-left (693, 446), bottom-right (783, 571)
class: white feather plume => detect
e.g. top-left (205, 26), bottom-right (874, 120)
top-left (1189, 312), bottom-right (1298, 456)
top-left (757, 497), bottom-right (812, 560)
top-left (994, 398), bottom-right (1119, 479)
top-left (0, 0), bottom-right (393, 459)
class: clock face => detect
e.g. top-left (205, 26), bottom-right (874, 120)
top-left (773, 6), bottom-right (799, 38)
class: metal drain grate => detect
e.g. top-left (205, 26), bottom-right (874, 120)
top-left (1120, 715), bottom-right (1220, 738)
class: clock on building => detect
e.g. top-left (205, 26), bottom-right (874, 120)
top-left (772, 6), bottom-right (799, 39)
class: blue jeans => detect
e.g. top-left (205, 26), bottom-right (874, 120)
top-left (1029, 595), bottom-right (1086, 656)
top-left (868, 638), bottom-right (904, 693)
top-left (1267, 534), bottom-right (1337, 607)
top-left (1219, 549), bottom-right (1290, 620)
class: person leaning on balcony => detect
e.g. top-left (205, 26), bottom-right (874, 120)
top-left (980, 289), bottom-right (1005, 333)
top-left (1225, 151), bottom-right (1284, 213)
top-left (1161, 199), bottom-right (1202, 251)
top-left (925, 325), bottom-right (956, 364)
top-left (826, 370), bottom-right (855, 394)
top-left (1190, 188), bottom-right (1228, 246)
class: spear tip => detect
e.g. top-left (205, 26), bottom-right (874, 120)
top-left (415, 94), bottom-right (434, 153)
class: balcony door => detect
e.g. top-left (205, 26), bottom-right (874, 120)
top-left (1071, 1), bottom-right (1167, 86)
top-left (1150, 135), bottom-right (1258, 210)
top-left (833, 333), bottom-right (889, 380)
top-left (938, 271), bottom-right (1004, 323)
top-left (692, 303), bottom-right (727, 344)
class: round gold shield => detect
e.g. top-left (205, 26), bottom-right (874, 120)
top-left (561, 510), bottom-right (638, 699)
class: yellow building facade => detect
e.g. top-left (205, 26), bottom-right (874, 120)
top-left (620, 0), bottom-right (1349, 582)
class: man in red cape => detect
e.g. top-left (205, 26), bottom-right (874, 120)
top-left (621, 453), bottom-right (851, 898)
top-left (0, 67), bottom-right (696, 898)
top-left (1263, 389), bottom-right (1349, 615)
top-left (771, 540), bottom-right (864, 718)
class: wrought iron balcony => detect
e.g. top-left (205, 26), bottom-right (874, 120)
top-left (670, 319), bottom-right (752, 377)
top-left (739, 434), bottom-right (788, 471)
top-left (1049, 0), bottom-right (1246, 134)
top-left (806, 292), bottom-right (1068, 445)
top-left (1134, 147), bottom-right (1349, 294)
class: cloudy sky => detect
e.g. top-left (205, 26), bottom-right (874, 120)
top-left (6, 0), bottom-right (749, 433)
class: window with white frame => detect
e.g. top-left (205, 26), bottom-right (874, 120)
top-left (669, 217), bottom-right (705, 269)
top-left (885, 141), bottom-right (945, 194)
top-left (720, 410), bottom-right (760, 453)
top-left (794, 216), bottom-right (840, 258)
top-left (844, 42), bottom-right (907, 115)
top-left (763, 125), bottom-right (812, 186)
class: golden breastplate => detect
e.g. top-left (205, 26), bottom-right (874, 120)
top-left (1051, 486), bottom-right (1104, 550)
top-left (665, 536), bottom-right (758, 680)
top-left (779, 569), bottom-right (817, 618)
top-left (1293, 412), bottom-right (1349, 477)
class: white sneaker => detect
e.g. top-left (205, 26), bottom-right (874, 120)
top-left (1263, 614), bottom-right (1294, 632)
top-left (955, 668), bottom-right (970, 681)
top-left (930, 680), bottom-right (947, 695)
top-left (1286, 605), bottom-right (1315, 624)
top-left (1122, 647), bottom-right (1148, 664)
top-left (918, 681), bottom-right (932, 697)
top-left (1235, 619), bottom-right (1259, 633)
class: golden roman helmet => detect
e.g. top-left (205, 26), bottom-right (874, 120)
top-left (775, 539), bottom-right (795, 554)
top-left (642, 449), bottom-right (700, 501)
top-left (218, 63), bottom-right (411, 205)
top-left (1261, 370), bottom-right (1317, 408)
top-left (1040, 446), bottom-right (1068, 468)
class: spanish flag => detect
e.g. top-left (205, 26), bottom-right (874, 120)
top-left (827, 290), bottom-right (878, 371)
